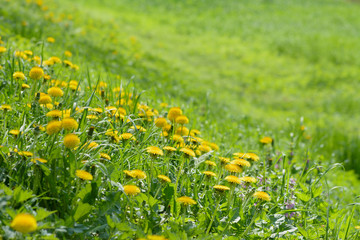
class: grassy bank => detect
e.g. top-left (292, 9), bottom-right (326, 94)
top-left (0, 0), bottom-right (359, 239)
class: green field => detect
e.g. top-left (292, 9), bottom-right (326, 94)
top-left (71, 0), bottom-right (360, 171)
top-left (0, 0), bottom-right (360, 239)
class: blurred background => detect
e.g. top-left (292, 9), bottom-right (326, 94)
top-left (76, 0), bottom-right (360, 172)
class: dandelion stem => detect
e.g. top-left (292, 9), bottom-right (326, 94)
top-left (206, 197), bottom-right (221, 234)
top-left (240, 207), bottom-right (260, 238)
top-left (182, 206), bottom-right (186, 227)
top-left (154, 184), bottom-right (162, 199)
top-left (129, 200), bottom-right (134, 223)
top-left (174, 156), bottom-right (185, 216)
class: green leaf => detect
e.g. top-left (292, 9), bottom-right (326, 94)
top-left (298, 182), bottom-right (308, 193)
top-left (311, 185), bottom-right (322, 198)
top-left (13, 186), bottom-right (33, 203)
top-left (106, 215), bottom-right (116, 228)
top-left (74, 202), bottom-right (92, 222)
top-left (0, 183), bottom-right (13, 196)
top-left (114, 222), bottom-right (133, 232)
top-left (76, 184), bottom-right (92, 200)
top-left (35, 208), bottom-right (57, 221)
top-left (295, 192), bottom-right (311, 202)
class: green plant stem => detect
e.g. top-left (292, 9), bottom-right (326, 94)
top-left (206, 196), bottom-right (221, 234)
top-left (174, 156), bottom-right (186, 216)
top-left (240, 207), bottom-right (260, 237)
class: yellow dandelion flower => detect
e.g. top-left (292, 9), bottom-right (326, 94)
top-left (46, 110), bottom-right (62, 118)
top-left (22, 83), bottom-right (30, 89)
top-left (176, 196), bottom-right (196, 206)
top-left (129, 170), bottom-right (147, 179)
top-left (260, 136), bottom-right (273, 144)
top-left (9, 129), bottom-right (21, 136)
top-left (231, 159), bottom-right (251, 167)
top-left (195, 149), bottom-right (201, 156)
top-left (32, 56), bottom-right (41, 64)
top-left (40, 103), bottom-right (53, 109)
top-left (43, 59), bottom-right (54, 66)
top-left (130, 125), bottom-right (146, 132)
top-left (100, 153), bottom-right (111, 160)
top-left (145, 110), bottom-right (155, 118)
top-left (120, 133), bottom-right (136, 141)
top-left (18, 151), bottom-right (33, 157)
top-left (158, 175), bottom-right (171, 183)
top-left (162, 123), bottom-right (172, 132)
top-left (123, 185), bottom-right (140, 196)
top-left (13, 71), bottom-right (26, 80)
top-left (224, 164), bottom-right (242, 173)
top-left (1, 104), bottom-right (11, 111)
top-left (199, 144), bottom-right (212, 153)
top-left (86, 115), bottom-right (98, 120)
top-left (47, 87), bottom-right (64, 97)
top-left (62, 118), bottom-right (78, 131)
top-left (253, 191), bottom-right (270, 201)
top-left (160, 102), bottom-right (168, 108)
top-left (213, 185), bottom-right (230, 192)
top-left (190, 129), bottom-right (201, 136)
top-left (39, 94), bottom-right (52, 104)
top-left (209, 142), bottom-right (219, 151)
top-left (167, 107), bottom-right (182, 122)
top-left (233, 152), bottom-right (246, 158)
top-left (63, 60), bottom-right (73, 68)
top-left (147, 235), bottom-right (168, 240)
top-left (225, 175), bottom-right (241, 184)
top-left (204, 160), bottom-right (217, 167)
top-left (175, 126), bottom-right (189, 136)
top-left (24, 50), bottom-right (33, 56)
top-left (179, 147), bottom-right (195, 157)
top-left (62, 109), bottom-right (71, 118)
top-left (155, 117), bottom-right (167, 128)
top-left (31, 158), bottom-right (48, 163)
top-left (117, 107), bottom-right (126, 116)
top-left (175, 115), bottom-right (189, 125)
top-left (146, 146), bottom-right (164, 156)
top-left (49, 56), bottom-right (61, 64)
top-left (46, 120), bottom-right (62, 135)
top-left (29, 66), bottom-right (44, 80)
top-left (124, 170), bottom-right (135, 178)
top-left (163, 146), bottom-right (177, 152)
top-left (86, 142), bottom-right (99, 149)
top-left (0, 46), bottom-right (6, 54)
top-left (72, 64), bottom-right (79, 71)
top-left (64, 50), bottom-right (72, 57)
top-left (219, 157), bottom-right (231, 164)
top-left (63, 133), bottom-right (80, 149)
top-left (105, 129), bottom-right (118, 137)
top-left (355, 226), bottom-right (360, 230)
top-left (47, 37), bottom-right (55, 43)
top-left (239, 176), bottom-right (257, 183)
top-left (246, 153), bottom-right (260, 161)
top-left (10, 213), bottom-right (37, 234)
top-left (15, 51), bottom-right (27, 59)
top-left (202, 171), bottom-right (216, 177)
top-left (171, 134), bottom-right (184, 143)
top-left (90, 107), bottom-right (103, 114)
top-left (76, 170), bottom-right (93, 181)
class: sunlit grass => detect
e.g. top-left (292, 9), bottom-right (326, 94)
top-left (0, 0), bottom-right (359, 239)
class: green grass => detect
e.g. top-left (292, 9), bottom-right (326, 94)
top-left (0, 0), bottom-right (360, 239)
top-left (64, 0), bottom-right (360, 174)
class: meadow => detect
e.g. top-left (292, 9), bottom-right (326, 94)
top-left (0, 0), bottom-right (359, 239)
